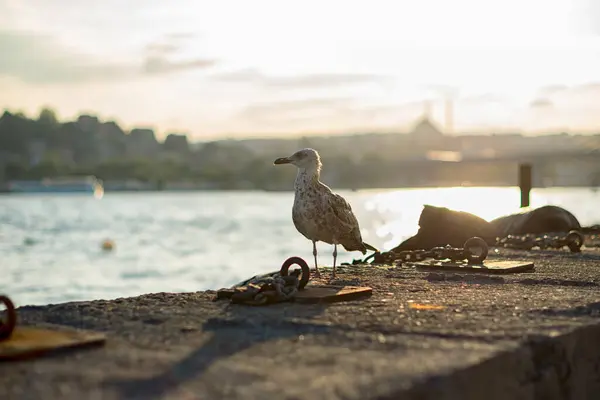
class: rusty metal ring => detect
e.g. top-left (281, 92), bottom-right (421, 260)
top-left (566, 230), bottom-right (584, 253)
top-left (463, 237), bottom-right (489, 264)
top-left (279, 256), bottom-right (310, 290)
top-left (0, 294), bottom-right (17, 340)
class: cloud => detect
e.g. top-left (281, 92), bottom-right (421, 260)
top-left (145, 42), bottom-right (181, 56)
top-left (0, 29), bottom-right (217, 84)
top-left (537, 84), bottom-right (569, 96)
top-left (537, 82), bottom-right (600, 97)
top-left (0, 30), bottom-right (129, 84)
top-left (528, 83), bottom-right (600, 112)
top-left (163, 32), bottom-right (197, 41)
top-left (269, 73), bottom-right (389, 88)
top-left (144, 32), bottom-right (198, 56)
top-left (529, 98), bottom-right (554, 108)
top-left (421, 84), bottom-right (460, 98)
top-left (234, 97), bottom-right (426, 134)
top-left (237, 97), bottom-right (354, 122)
top-left (212, 68), bottom-right (389, 89)
top-left (571, 82), bottom-right (600, 93)
top-left (528, 82), bottom-right (600, 112)
top-left (459, 93), bottom-right (509, 105)
top-left (142, 32), bottom-right (216, 74)
top-left (143, 56), bottom-right (216, 74)
top-left (577, 0), bottom-right (600, 35)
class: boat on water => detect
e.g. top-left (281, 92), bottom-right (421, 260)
top-left (8, 176), bottom-right (104, 197)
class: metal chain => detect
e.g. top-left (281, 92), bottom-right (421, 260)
top-left (586, 232), bottom-right (600, 248)
top-left (495, 230), bottom-right (587, 253)
top-left (215, 257), bottom-right (310, 306)
top-left (347, 237), bottom-right (489, 266)
top-left (346, 229), bottom-right (596, 267)
top-left (222, 270), bottom-right (302, 306)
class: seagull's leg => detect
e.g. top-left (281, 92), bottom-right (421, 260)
top-left (332, 244), bottom-right (338, 280)
top-left (312, 241), bottom-right (321, 278)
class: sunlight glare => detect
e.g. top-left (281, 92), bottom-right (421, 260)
top-left (360, 186), bottom-right (600, 251)
top-left (364, 187), bottom-right (531, 249)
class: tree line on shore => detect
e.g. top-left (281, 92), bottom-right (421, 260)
top-left (0, 107), bottom-right (523, 189)
top-left (0, 108), bottom-right (381, 189)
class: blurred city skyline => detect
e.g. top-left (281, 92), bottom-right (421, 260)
top-left (2, 0), bottom-right (600, 139)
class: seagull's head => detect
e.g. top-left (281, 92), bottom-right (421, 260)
top-left (273, 148), bottom-right (322, 172)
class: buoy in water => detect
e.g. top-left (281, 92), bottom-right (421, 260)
top-left (101, 239), bottom-right (114, 251)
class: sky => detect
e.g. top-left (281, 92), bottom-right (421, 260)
top-left (1, 0), bottom-right (600, 139)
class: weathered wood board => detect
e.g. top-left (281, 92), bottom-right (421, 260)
top-left (294, 285), bottom-right (373, 304)
top-left (0, 327), bottom-right (106, 361)
top-left (413, 260), bottom-right (535, 274)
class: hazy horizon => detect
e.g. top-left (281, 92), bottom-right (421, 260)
top-left (2, 0), bottom-right (600, 140)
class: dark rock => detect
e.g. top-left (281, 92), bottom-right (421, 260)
top-left (489, 205), bottom-right (581, 237)
top-left (391, 205), bottom-right (496, 251)
top-left (392, 204), bottom-right (582, 252)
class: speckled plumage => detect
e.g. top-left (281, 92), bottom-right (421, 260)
top-left (274, 148), bottom-right (377, 279)
top-left (292, 173), bottom-right (368, 253)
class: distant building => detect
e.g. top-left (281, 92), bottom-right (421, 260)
top-left (77, 115), bottom-right (100, 133)
top-left (96, 122), bottom-right (126, 161)
top-left (98, 122), bottom-right (125, 141)
top-left (409, 117), bottom-right (444, 141)
top-left (163, 133), bottom-right (190, 154)
top-left (407, 116), bottom-right (456, 151)
top-left (126, 128), bottom-right (159, 157)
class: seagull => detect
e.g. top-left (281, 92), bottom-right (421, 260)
top-left (274, 148), bottom-right (378, 279)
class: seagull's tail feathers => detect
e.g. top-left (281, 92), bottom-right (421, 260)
top-left (363, 242), bottom-right (379, 253)
top-left (341, 238), bottom-right (379, 254)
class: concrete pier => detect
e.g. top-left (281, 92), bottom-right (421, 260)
top-left (2, 248), bottom-right (600, 399)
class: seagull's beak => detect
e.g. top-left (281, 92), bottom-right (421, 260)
top-left (273, 157), bottom-right (292, 165)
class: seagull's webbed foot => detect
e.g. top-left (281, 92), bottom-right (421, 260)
top-left (313, 268), bottom-right (321, 279)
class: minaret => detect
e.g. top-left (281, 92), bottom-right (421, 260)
top-left (444, 98), bottom-right (454, 134)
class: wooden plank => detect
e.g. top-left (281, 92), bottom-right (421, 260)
top-left (413, 260), bottom-right (535, 274)
top-left (0, 327), bottom-right (106, 361)
top-left (294, 285), bottom-right (373, 304)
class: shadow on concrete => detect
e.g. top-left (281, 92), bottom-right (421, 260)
top-left (495, 250), bottom-right (600, 261)
top-left (530, 301), bottom-right (600, 318)
top-left (515, 278), bottom-right (598, 288)
top-left (423, 273), bottom-right (506, 285)
top-left (107, 301), bottom-right (333, 399)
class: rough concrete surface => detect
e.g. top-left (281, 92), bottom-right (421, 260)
top-left (2, 248), bottom-right (600, 400)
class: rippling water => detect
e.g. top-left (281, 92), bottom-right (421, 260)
top-left (1, 187), bottom-right (599, 306)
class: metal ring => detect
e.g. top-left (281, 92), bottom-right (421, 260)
top-left (566, 230), bottom-right (584, 253)
top-left (0, 294), bottom-right (17, 340)
top-left (279, 257), bottom-right (310, 290)
top-left (463, 237), bottom-right (489, 264)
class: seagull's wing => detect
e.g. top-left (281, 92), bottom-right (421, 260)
top-left (326, 192), bottom-right (360, 234)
